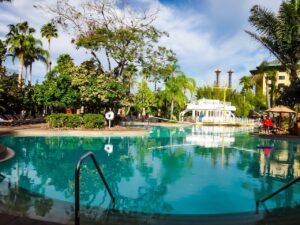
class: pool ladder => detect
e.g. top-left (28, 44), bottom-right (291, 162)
top-left (0, 173), bottom-right (5, 183)
top-left (75, 152), bottom-right (115, 225)
top-left (256, 176), bottom-right (300, 213)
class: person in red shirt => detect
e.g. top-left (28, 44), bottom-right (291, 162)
top-left (263, 116), bottom-right (274, 134)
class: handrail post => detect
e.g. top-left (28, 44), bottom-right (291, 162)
top-left (75, 168), bottom-right (80, 225)
top-left (256, 176), bottom-right (300, 213)
top-left (74, 152), bottom-right (115, 225)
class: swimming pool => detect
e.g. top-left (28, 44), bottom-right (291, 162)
top-left (1, 125), bottom-right (300, 221)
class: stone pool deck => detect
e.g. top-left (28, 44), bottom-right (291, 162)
top-left (0, 123), bottom-right (150, 137)
top-left (1, 213), bottom-right (64, 225)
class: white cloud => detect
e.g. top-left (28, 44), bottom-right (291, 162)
top-left (0, 0), bottom-right (283, 88)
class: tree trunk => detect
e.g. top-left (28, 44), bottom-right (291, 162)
top-left (25, 66), bottom-right (28, 84)
top-left (48, 39), bottom-right (51, 72)
top-left (170, 98), bottom-right (174, 120)
top-left (290, 65), bottom-right (298, 84)
top-left (18, 54), bottom-right (24, 88)
top-left (0, 62), bottom-right (3, 79)
top-left (29, 63), bottom-right (32, 84)
top-left (265, 76), bottom-right (270, 109)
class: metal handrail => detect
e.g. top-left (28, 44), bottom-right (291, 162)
top-left (0, 173), bottom-right (5, 182)
top-left (75, 151), bottom-right (115, 225)
top-left (256, 176), bottom-right (300, 212)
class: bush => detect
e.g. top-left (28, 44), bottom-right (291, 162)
top-left (47, 113), bottom-right (82, 128)
top-left (47, 113), bottom-right (105, 128)
top-left (64, 114), bottom-right (82, 128)
top-left (83, 114), bottom-right (105, 128)
top-left (47, 113), bottom-right (66, 128)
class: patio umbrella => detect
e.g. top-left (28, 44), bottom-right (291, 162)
top-left (266, 105), bottom-right (296, 113)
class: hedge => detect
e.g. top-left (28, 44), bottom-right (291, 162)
top-left (47, 113), bottom-right (105, 128)
top-left (82, 114), bottom-right (105, 128)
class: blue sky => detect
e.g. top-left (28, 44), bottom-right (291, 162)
top-left (0, 0), bottom-right (283, 89)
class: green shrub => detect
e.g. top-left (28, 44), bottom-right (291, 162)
top-left (47, 113), bottom-right (82, 128)
top-left (47, 113), bottom-right (105, 128)
top-left (83, 114), bottom-right (105, 128)
top-left (64, 114), bottom-right (82, 128)
top-left (47, 113), bottom-right (66, 128)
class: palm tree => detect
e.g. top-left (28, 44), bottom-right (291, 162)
top-left (24, 36), bottom-right (48, 84)
top-left (246, 1), bottom-right (300, 83)
top-left (251, 61), bottom-right (277, 108)
top-left (0, 39), bottom-right (6, 79)
top-left (165, 74), bottom-right (196, 120)
top-left (177, 74), bottom-right (196, 99)
top-left (41, 22), bottom-right (58, 72)
top-left (239, 75), bottom-right (253, 93)
top-left (6, 21), bottom-right (36, 87)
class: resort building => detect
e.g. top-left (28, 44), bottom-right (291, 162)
top-left (250, 61), bottom-right (295, 96)
top-left (179, 99), bottom-right (236, 123)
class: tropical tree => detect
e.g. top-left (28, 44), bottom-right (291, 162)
top-left (70, 60), bottom-right (128, 112)
top-left (165, 74), bottom-right (196, 120)
top-left (246, 0), bottom-right (300, 83)
top-left (41, 22), bottom-right (58, 72)
top-left (251, 61), bottom-right (277, 108)
top-left (239, 75), bottom-right (253, 93)
top-left (6, 21), bottom-right (36, 87)
top-left (177, 74), bottom-right (196, 99)
top-left (0, 39), bottom-right (6, 79)
top-left (134, 80), bottom-right (156, 116)
top-left (44, 0), bottom-right (175, 93)
top-left (24, 36), bottom-right (48, 84)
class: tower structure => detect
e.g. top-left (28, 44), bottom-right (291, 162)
top-left (214, 69), bottom-right (221, 86)
top-left (227, 69), bottom-right (234, 88)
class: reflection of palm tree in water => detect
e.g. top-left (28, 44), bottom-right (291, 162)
top-left (0, 182), bottom-right (53, 217)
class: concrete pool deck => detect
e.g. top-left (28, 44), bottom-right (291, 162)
top-left (0, 123), bottom-right (151, 137)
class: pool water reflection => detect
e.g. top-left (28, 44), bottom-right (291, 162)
top-left (1, 125), bottom-right (300, 215)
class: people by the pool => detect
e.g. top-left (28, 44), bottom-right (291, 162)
top-left (262, 116), bottom-right (274, 134)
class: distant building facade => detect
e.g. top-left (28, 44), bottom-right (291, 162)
top-left (250, 62), bottom-right (294, 95)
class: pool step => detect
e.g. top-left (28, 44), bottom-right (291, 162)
top-left (80, 206), bottom-right (300, 225)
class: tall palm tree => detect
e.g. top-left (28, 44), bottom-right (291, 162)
top-left (24, 36), bottom-right (48, 84)
top-left (6, 21), bottom-right (35, 87)
top-left (177, 74), bottom-right (196, 99)
top-left (163, 63), bottom-right (185, 119)
top-left (165, 74), bottom-right (196, 120)
top-left (251, 61), bottom-right (277, 108)
top-left (0, 39), bottom-right (6, 79)
top-left (239, 76), bottom-right (253, 93)
top-left (41, 22), bottom-right (58, 72)
top-left (246, 0), bottom-right (300, 83)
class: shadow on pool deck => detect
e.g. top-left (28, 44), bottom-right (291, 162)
top-left (0, 213), bottom-right (65, 225)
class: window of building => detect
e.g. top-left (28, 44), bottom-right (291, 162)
top-left (278, 75), bottom-right (285, 80)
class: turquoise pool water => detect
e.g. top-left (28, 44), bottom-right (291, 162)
top-left (1, 126), bottom-right (300, 215)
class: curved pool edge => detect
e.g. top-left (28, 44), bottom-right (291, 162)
top-left (0, 126), bottom-right (151, 137)
top-left (1, 180), bottom-right (300, 225)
